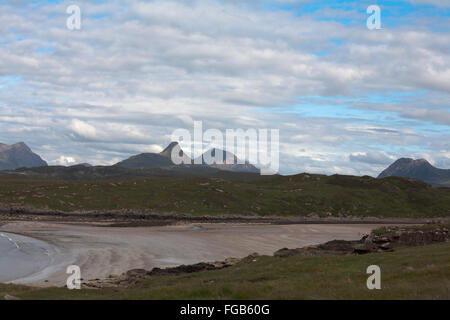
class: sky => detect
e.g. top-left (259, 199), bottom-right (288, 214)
top-left (0, 0), bottom-right (449, 176)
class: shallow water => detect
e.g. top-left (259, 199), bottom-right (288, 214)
top-left (0, 232), bottom-right (56, 283)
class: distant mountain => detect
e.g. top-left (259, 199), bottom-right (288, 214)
top-left (0, 142), bottom-right (47, 170)
top-left (114, 146), bottom-right (176, 169)
top-left (114, 142), bottom-right (192, 169)
top-left (0, 164), bottom-right (263, 181)
top-left (71, 163), bottom-right (92, 167)
top-left (378, 158), bottom-right (450, 187)
top-left (195, 148), bottom-right (259, 173)
top-left (1, 141), bottom-right (262, 180)
top-left (115, 142), bottom-right (260, 173)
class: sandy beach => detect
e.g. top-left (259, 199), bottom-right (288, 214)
top-left (0, 221), bottom-right (387, 287)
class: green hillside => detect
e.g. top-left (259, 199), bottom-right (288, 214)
top-left (0, 173), bottom-right (449, 217)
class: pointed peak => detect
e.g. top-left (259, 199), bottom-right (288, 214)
top-left (11, 142), bottom-right (31, 150)
top-left (163, 141), bottom-right (179, 150)
top-left (160, 141), bottom-right (183, 158)
top-left (160, 141), bottom-right (179, 153)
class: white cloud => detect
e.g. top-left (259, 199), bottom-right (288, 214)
top-left (349, 152), bottom-right (395, 165)
top-left (0, 0), bottom-right (449, 174)
top-left (56, 155), bottom-right (76, 166)
top-left (69, 119), bottom-right (98, 141)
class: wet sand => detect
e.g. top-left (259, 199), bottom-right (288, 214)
top-left (0, 221), bottom-right (387, 287)
top-left (0, 232), bottom-right (72, 283)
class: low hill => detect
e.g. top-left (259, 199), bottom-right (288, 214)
top-left (0, 173), bottom-right (448, 218)
top-left (378, 158), bottom-right (450, 187)
top-left (0, 164), bottom-right (263, 181)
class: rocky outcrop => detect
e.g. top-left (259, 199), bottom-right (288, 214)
top-left (275, 225), bottom-right (450, 257)
top-left (84, 257), bottom-right (242, 288)
top-left (275, 240), bottom-right (365, 257)
top-left (371, 226), bottom-right (449, 247)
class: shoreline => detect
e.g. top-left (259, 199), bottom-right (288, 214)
top-left (1, 207), bottom-right (448, 227)
top-left (0, 220), bottom-right (396, 287)
top-left (0, 231), bottom-right (73, 285)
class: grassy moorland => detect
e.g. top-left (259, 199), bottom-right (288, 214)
top-left (0, 174), bottom-right (449, 217)
top-left (1, 242), bottom-right (449, 300)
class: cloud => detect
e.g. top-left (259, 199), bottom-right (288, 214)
top-left (349, 152), bottom-right (395, 165)
top-left (0, 0), bottom-right (449, 174)
top-left (406, 0), bottom-right (450, 7)
top-left (69, 119), bottom-right (97, 141)
top-left (57, 155), bottom-right (76, 166)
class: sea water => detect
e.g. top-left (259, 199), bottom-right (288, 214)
top-left (0, 232), bottom-right (55, 283)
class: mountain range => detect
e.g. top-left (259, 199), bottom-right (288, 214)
top-left (0, 142), bottom-right (47, 170)
top-left (115, 142), bottom-right (259, 173)
top-left (1, 141), bottom-right (449, 187)
top-left (0, 141), bottom-right (260, 179)
top-left (378, 158), bottom-right (450, 187)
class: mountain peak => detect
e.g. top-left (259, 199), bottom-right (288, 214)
top-left (196, 148), bottom-right (259, 173)
top-left (415, 158), bottom-right (431, 164)
top-left (115, 142), bottom-right (192, 169)
top-left (0, 142), bottom-right (47, 170)
top-left (159, 142), bottom-right (180, 158)
top-left (11, 142), bottom-right (31, 151)
top-left (396, 157), bottom-right (428, 163)
top-left (390, 158), bottom-right (434, 169)
top-left (378, 157), bottom-right (450, 187)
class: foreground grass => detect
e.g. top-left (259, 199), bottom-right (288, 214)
top-left (0, 174), bottom-right (449, 217)
top-left (2, 243), bottom-right (449, 300)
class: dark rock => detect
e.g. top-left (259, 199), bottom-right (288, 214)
top-left (126, 269), bottom-right (150, 277)
top-left (149, 262), bottom-right (221, 276)
top-left (353, 244), bottom-right (373, 254)
top-left (275, 225), bottom-right (450, 258)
